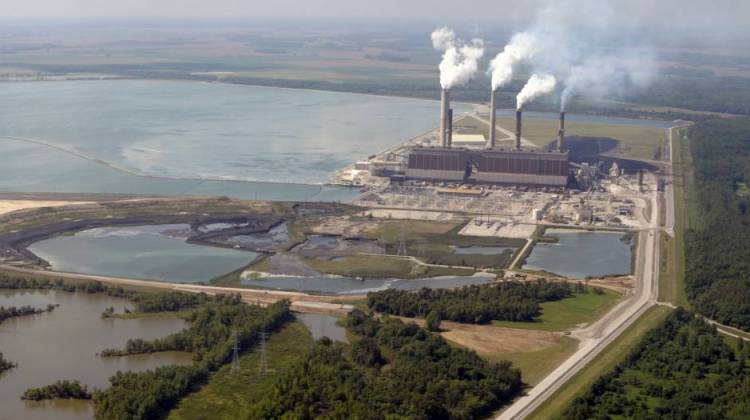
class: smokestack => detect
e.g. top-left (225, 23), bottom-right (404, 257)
top-left (440, 89), bottom-right (450, 147)
top-left (515, 110), bottom-right (522, 150)
top-left (447, 108), bottom-right (453, 148)
top-left (489, 90), bottom-right (496, 148)
top-left (557, 111), bottom-right (565, 151)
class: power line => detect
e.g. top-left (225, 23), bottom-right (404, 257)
top-left (231, 329), bottom-right (240, 372)
top-left (258, 332), bottom-right (269, 375)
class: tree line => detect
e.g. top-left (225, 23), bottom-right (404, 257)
top-left (93, 300), bottom-right (292, 419)
top-left (366, 280), bottom-right (577, 324)
top-left (246, 309), bottom-right (523, 419)
top-left (563, 308), bottom-right (750, 419)
top-left (22, 380), bottom-right (92, 401)
top-left (683, 118), bottom-right (750, 330)
top-left (0, 351), bottom-right (15, 374)
top-left (0, 273), bottom-right (238, 316)
top-left (0, 304), bottom-right (57, 323)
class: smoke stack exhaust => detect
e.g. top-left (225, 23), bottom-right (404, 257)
top-left (557, 111), bottom-right (565, 151)
top-left (515, 110), bottom-right (522, 150)
top-left (489, 90), bottom-right (496, 148)
top-left (439, 89), bottom-right (450, 147)
top-left (447, 108), bottom-right (453, 148)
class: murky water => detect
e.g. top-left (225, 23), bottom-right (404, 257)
top-left (28, 225), bottom-right (258, 283)
top-left (0, 81), bottom-right (671, 202)
top-left (296, 313), bottom-right (348, 343)
top-left (241, 273), bottom-right (496, 295)
top-left (224, 223), bottom-right (290, 250)
top-left (523, 229), bottom-right (632, 278)
top-left (452, 245), bottom-right (514, 255)
top-left (0, 290), bottom-right (192, 420)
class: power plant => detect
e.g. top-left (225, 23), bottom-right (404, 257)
top-left (404, 86), bottom-right (570, 188)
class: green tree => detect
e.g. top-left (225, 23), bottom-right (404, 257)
top-left (426, 310), bottom-right (442, 332)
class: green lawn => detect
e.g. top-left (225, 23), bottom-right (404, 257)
top-left (495, 117), bottom-right (666, 161)
top-left (528, 305), bottom-right (673, 420)
top-left (659, 126), bottom-right (691, 308)
top-left (168, 321), bottom-right (314, 420)
top-left (495, 336), bottom-right (579, 386)
top-left (493, 289), bottom-right (622, 332)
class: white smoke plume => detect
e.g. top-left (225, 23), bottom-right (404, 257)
top-left (431, 27), bottom-right (485, 90)
top-left (517, 74), bottom-right (556, 110)
top-left (490, 0), bottom-right (658, 110)
top-left (561, 50), bottom-right (656, 110)
top-left (488, 32), bottom-right (538, 91)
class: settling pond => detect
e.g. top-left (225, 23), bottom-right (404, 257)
top-left (28, 225), bottom-right (258, 283)
top-left (241, 272), bottom-right (496, 295)
top-left (522, 229), bottom-right (633, 278)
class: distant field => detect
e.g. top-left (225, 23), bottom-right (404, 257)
top-left (493, 288), bottom-right (622, 332)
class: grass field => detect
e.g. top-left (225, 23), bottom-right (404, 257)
top-left (495, 336), bottom-right (579, 386)
top-left (363, 219), bottom-right (524, 269)
top-left (659, 126), bottom-right (691, 307)
top-left (495, 117), bottom-right (666, 161)
top-left (528, 305), bottom-right (672, 420)
top-left (493, 289), bottom-right (622, 332)
top-left (168, 321), bottom-right (314, 420)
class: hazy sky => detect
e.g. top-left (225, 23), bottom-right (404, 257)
top-left (3, 0), bottom-right (749, 29)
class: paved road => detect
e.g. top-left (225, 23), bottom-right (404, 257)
top-left (496, 184), bottom-right (661, 420)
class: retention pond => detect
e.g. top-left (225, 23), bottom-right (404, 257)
top-left (522, 229), bottom-right (633, 278)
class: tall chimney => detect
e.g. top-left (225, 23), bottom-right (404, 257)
top-left (440, 89), bottom-right (450, 147)
top-left (489, 90), bottom-right (496, 148)
top-left (557, 111), bottom-right (565, 151)
top-left (447, 108), bottom-right (453, 148)
top-left (515, 110), bottom-right (522, 150)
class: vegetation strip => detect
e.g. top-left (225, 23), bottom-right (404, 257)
top-left (528, 306), bottom-right (672, 419)
top-left (561, 308), bottom-right (750, 419)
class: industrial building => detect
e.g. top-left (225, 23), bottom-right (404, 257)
top-left (473, 149), bottom-right (569, 186)
top-left (405, 93), bottom-right (570, 187)
top-left (405, 148), bottom-right (469, 181)
top-left (406, 147), bottom-right (569, 186)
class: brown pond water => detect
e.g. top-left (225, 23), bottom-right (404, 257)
top-left (0, 290), bottom-right (193, 420)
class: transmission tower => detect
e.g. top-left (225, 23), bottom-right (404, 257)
top-left (231, 329), bottom-right (240, 372)
top-left (258, 332), bottom-right (269, 375)
top-left (397, 234), bottom-right (407, 257)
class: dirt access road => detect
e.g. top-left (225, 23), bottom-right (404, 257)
top-left (0, 264), bottom-right (356, 316)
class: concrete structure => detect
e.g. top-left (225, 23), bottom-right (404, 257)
top-left (515, 110), bottom-right (522, 149)
top-left (440, 89), bottom-right (450, 148)
top-left (489, 90), bottom-right (497, 149)
top-left (452, 133), bottom-right (487, 149)
top-left (557, 111), bottom-right (565, 151)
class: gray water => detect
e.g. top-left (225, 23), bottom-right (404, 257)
top-left (28, 225), bottom-right (258, 283)
top-left (452, 245), bottom-right (514, 255)
top-left (0, 81), bottom-right (673, 202)
top-left (296, 313), bottom-right (348, 343)
top-left (0, 80), bottom-right (465, 201)
top-left (523, 229), bottom-right (632, 278)
top-left (0, 289), bottom-right (192, 420)
top-left (241, 273), bottom-right (496, 295)
top-left (224, 222), bottom-right (290, 249)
